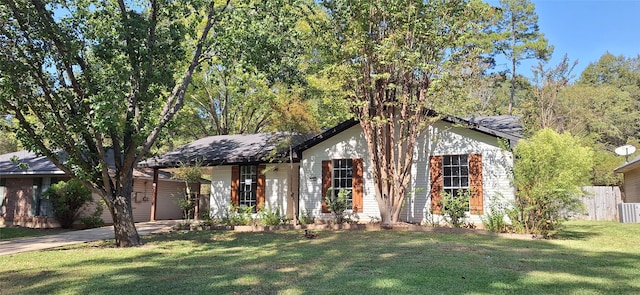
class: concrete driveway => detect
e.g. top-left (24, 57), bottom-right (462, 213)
top-left (0, 220), bottom-right (181, 256)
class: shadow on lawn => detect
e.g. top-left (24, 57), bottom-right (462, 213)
top-left (2, 228), bottom-right (640, 295)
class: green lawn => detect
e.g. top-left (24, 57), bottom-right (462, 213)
top-left (0, 227), bottom-right (69, 241)
top-left (1, 221), bottom-right (639, 295)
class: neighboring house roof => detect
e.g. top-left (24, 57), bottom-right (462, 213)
top-left (614, 155), bottom-right (640, 173)
top-left (0, 150), bottom-right (174, 180)
top-left (138, 132), bottom-right (311, 168)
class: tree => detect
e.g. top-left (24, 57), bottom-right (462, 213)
top-left (493, 0), bottom-right (553, 115)
top-left (512, 128), bottom-right (593, 237)
top-left (319, 0), bottom-right (496, 226)
top-left (0, 0), bottom-right (228, 246)
top-left (167, 0), bottom-right (341, 145)
top-left (521, 54), bottom-right (577, 134)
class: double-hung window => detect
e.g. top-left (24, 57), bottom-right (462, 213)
top-left (321, 158), bottom-right (363, 213)
top-left (442, 155), bottom-right (470, 211)
top-left (332, 159), bottom-right (354, 210)
top-left (430, 154), bottom-right (484, 214)
top-left (239, 165), bottom-right (258, 211)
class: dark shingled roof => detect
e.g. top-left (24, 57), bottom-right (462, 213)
top-left (138, 132), bottom-right (311, 168)
top-left (0, 150), bottom-right (66, 175)
top-left (464, 115), bottom-right (523, 138)
top-left (614, 155), bottom-right (640, 173)
top-left (0, 150), bottom-right (173, 179)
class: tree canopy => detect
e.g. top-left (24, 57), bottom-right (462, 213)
top-left (0, 0), bottom-right (228, 246)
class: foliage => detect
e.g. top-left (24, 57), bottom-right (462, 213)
top-left (492, 0), bottom-right (553, 114)
top-left (172, 162), bottom-right (203, 221)
top-left (512, 128), bottom-right (594, 237)
top-left (78, 199), bottom-right (105, 229)
top-left (0, 0), bottom-right (229, 246)
top-left (298, 209), bottom-right (315, 225)
top-left (481, 197), bottom-right (510, 233)
top-left (222, 204), bottom-right (255, 226)
top-left (43, 180), bottom-right (93, 229)
top-left (323, 188), bottom-right (350, 224)
top-left (319, 0), bottom-right (497, 226)
top-left (440, 190), bottom-right (471, 228)
top-left (257, 207), bottom-right (288, 226)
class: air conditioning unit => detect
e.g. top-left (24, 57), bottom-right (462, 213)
top-left (618, 203), bottom-right (640, 223)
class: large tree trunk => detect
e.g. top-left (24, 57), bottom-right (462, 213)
top-left (111, 194), bottom-right (141, 247)
top-left (102, 172), bottom-right (141, 247)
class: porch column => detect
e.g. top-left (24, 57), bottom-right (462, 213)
top-left (150, 168), bottom-right (159, 221)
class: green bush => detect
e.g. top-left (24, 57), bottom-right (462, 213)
top-left (513, 128), bottom-right (594, 237)
top-left (481, 199), bottom-right (509, 233)
top-left (43, 179), bottom-right (94, 229)
top-left (78, 199), bottom-right (105, 229)
top-left (257, 207), bottom-right (287, 226)
top-left (222, 204), bottom-right (254, 226)
top-left (323, 188), bottom-right (350, 224)
top-left (440, 190), bottom-right (470, 228)
top-left (298, 209), bottom-right (315, 225)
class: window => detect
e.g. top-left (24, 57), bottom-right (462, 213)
top-left (239, 165), bottom-right (258, 211)
top-left (321, 158), bottom-right (363, 213)
top-left (442, 155), bottom-right (470, 211)
top-left (429, 154), bottom-right (484, 214)
top-left (333, 159), bottom-right (354, 210)
top-left (0, 178), bottom-right (5, 208)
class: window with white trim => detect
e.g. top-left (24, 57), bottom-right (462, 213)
top-left (442, 155), bottom-right (470, 211)
top-left (239, 165), bottom-right (258, 211)
top-left (332, 159), bottom-right (353, 210)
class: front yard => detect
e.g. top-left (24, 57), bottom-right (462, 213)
top-left (1, 220), bottom-right (639, 294)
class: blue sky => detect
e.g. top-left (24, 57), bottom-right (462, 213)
top-left (486, 0), bottom-right (640, 79)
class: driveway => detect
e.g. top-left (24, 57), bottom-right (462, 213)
top-left (0, 220), bottom-right (181, 256)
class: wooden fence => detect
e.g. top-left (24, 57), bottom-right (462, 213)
top-left (573, 186), bottom-right (622, 221)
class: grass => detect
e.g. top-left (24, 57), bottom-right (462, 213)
top-left (1, 220), bottom-right (639, 295)
top-left (0, 227), bottom-right (69, 241)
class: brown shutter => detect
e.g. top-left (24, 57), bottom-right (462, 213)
top-left (352, 158), bottom-right (363, 213)
top-left (231, 166), bottom-right (239, 206)
top-left (429, 156), bottom-right (443, 214)
top-left (469, 154), bottom-right (484, 214)
top-left (321, 160), bottom-right (331, 213)
top-left (257, 165), bottom-right (266, 210)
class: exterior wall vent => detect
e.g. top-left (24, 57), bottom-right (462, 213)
top-left (618, 203), bottom-right (640, 223)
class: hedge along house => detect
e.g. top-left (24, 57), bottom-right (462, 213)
top-left (141, 116), bottom-right (521, 226)
top-left (0, 150), bottom-right (193, 228)
top-left (138, 133), bottom-right (310, 220)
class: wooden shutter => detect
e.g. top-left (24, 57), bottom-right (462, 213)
top-left (352, 158), bottom-right (363, 213)
top-left (231, 166), bottom-right (239, 206)
top-left (429, 156), bottom-right (443, 214)
top-left (257, 165), bottom-right (266, 210)
top-left (469, 154), bottom-right (484, 214)
top-left (321, 160), bottom-right (331, 213)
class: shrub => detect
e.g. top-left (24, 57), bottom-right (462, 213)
top-left (513, 128), bottom-right (593, 237)
top-left (440, 190), bottom-right (470, 228)
top-left (323, 188), bottom-right (350, 224)
top-left (481, 198), bottom-right (509, 233)
top-left (78, 199), bottom-right (105, 229)
top-left (298, 209), bottom-right (315, 225)
top-left (43, 179), bottom-right (94, 229)
top-left (257, 207), bottom-right (287, 226)
top-left (222, 204), bottom-right (254, 226)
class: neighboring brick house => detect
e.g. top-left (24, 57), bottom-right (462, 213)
top-left (0, 150), bottom-right (194, 228)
